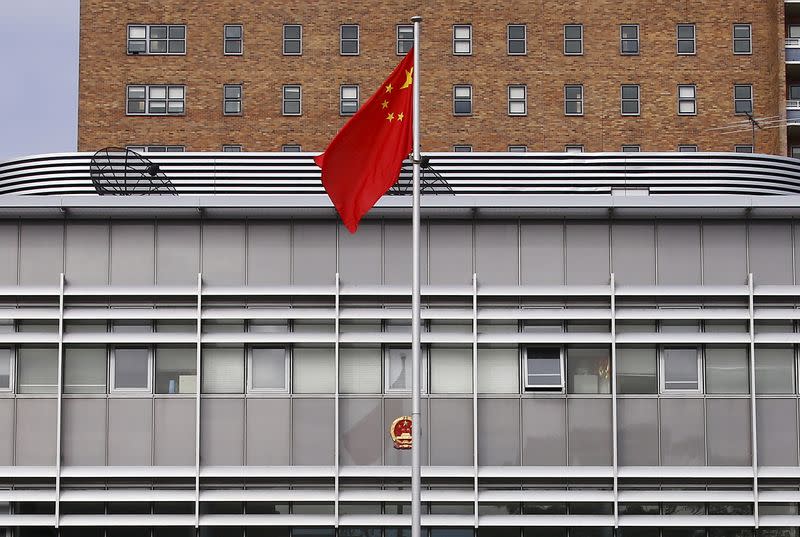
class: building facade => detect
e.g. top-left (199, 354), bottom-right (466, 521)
top-left (0, 152), bottom-right (798, 536)
top-left (78, 1), bottom-right (792, 154)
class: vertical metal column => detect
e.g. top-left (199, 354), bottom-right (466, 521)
top-left (410, 15), bottom-right (423, 537)
top-left (472, 273), bottom-right (479, 528)
top-left (610, 273), bottom-right (619, 527)
top-left (334, 272), bottom-right (341, 526)
top-left (195, 272), bottom-right (202, 528)
top-left (748, 273), bottom-right (759, 526)
top-left (54, 273), bottom-right (65, 528)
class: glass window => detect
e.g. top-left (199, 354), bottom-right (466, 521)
top-left (622, 145), bottom-right (641, 152)
top-left (677, 24), bottom-right (696, 54)
top-left (679, 145), bottom-right (698, 152)
top-left (223, 84), bottom-right (242, 115)
top-left (127, 85), bottom-right (184, 116)
top-left (340, 24), bottom-right (359, 55)
top-left (430, 346), bottom-right (472, 393)
top-left (565, 85), bottom-right (583, 115)
top-left (340, 347), bottom-right (381, 394)
top-left (112, 347), bottom-right (150, 391)
top-left (567, 347), bottom-right (611, 394)
top-left (564, 24), bottom-right (583, 54)
top-left (508, 145), bottom-right (527, 152)
top-left (565, 145), bottom-right (584, 153)
top-left (661, 346), bottom-right (700, 392)
top-left (453, 145), bottom-right (472, 152)
top-left (0, 347), bottom-right (10, 390)
top-left (397, 25), bottom-right (414, 55)
top-left (17, 346), bottom-right (58, 393)
top-left (203, 320), bottom-right (244, 333)
top-left (202, 346), bottom-right (244, 394)
top-left (621, 84), bottom-right (640, 115)
top-left (64, 347), bottom-right (107, 394)
top-left (293, 347), bottom-right (334, 393)
top-left (755, 347), bottom-right (794, 394)
top-left (508, 85), bottom-right (527, 115)
top-left (224, 24), bottom-right (243, 55)
top-left (386, 346), bottom-right (412, 391)
top-left (508, 24), bottom-right (526, 54)
top-left (283, 24), bottom-right (302, 55)
top-left (453, 25), bottom-right (472, 55)
top-left (705, 346), bottom-right (749, 394)
top-left (453, 85), bottom-right (472, 115)
top-left (733, 24), bottom-right (752, 54)
top-left (249, 347), bottom-right (288, 392)
top-left (477, 347), bottom-right (518, 393)
top-left (282, 85), bottom-right (301, 115)
top-left (155, 346), bottom-right (196, 394)
top-left (621, 24), bottom-right (639, 54)
top-left (678, 85), bottom-right (697, 115)
top-left (340, 85), bottom-right (359, 116)
top-left (128, 24), bottom-right (185, 55)
top-left (525, 346), bottom-right (563, 390)
top-left (735, 84), bottom-right (753, 114)
top-left (282, 144), bottom-right (301, 152)
top-left (735, 145), bottom-right (754, 153)
top-left (222, 145), bottom-right (242, 152)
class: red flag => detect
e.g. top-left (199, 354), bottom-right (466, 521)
top-left (314, 50), bottom-right (414, 233)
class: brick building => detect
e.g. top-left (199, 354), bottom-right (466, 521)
top-left (78, 0), bottom-right (792, 154)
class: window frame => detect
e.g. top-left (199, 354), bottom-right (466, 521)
top-left (126, 145), bottom-right (185, 153)
top-left (223, 84), bottom-right (243, 116)
top-left (127, 24), bottom-right (187, 55)
top-left (282, 84), bottom-right (302, 116)
top-left (735, 145), bottom-right (754, 153)
top-left (110, 346), bottom-right (153, 393)
top-left (247, 346), bottom-right (290, 393)
top-left (222, 145), bottom-right (242, 152)
top-left (283, 24), bottom-right (303, 56)
top-left (340, 24), bottom-right (360, 56)
top-left (659, 345), bottom-right (702, 394)
top-left (678, 84), bottom-right (697, 116)
top-left (677, 23), bottom-right (696, 55)
top-left (523, 345), bottom-right (565, 391)
top-left (621, 84), bottom-right (641, 116)
top-left (678, 145), bottom-right (699, 152)
top-left (396, 24), bottom-right (413, 55)
top-left (734, 84), bottom-right (753, 115)
top-left (282, 144), bottom-right (302, 152)
top-left (223, 24), bottom-right (243, 56)
top-left (564, 24), bottom-right (583, 55)
top-left (507, 24), bottom-right (527, 55)
top-left (564, 84), bottom-right (584, 116)
top-left (126, 84), bottom-right (185, 116)
top-left (508, 84), bottom-right (527, 116)
top-left (340, 84), bottom-right (360, 116)
top-left (733, 23), bottom-right (752, 55)
top-left (621, 145), bottom-right (641, 152)
top-left (508, 145), bottom-right (528, 152)
top-left (453, 145), bottom-right (473, 152)
top-left (620, 24), bottom-right (640, 55)
top-left (453, 84), bottom-right (473, 116)
top-left (453, 24), bottom-right (472, 55)
top-left (0, 347), bottom-right (13, 393)
top-left (565, 145), bottom-right (584, 153)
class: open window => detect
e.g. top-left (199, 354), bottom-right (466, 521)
top-left (660, 346), bottom-right (701, 392)
top-left (524, 346), bottom-right (564, 391)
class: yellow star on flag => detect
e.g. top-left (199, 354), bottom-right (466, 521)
top-left (385, 83), bottom-right (393, 93)
top-left (397, 113), bottom-right (404, 122)
top-left (386, 112), bottom-right (394, 122)
top-left (381, 100), bottom-right (389, 109)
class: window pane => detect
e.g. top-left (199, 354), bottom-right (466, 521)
top-left (454, 41), bottom-right (470, 54)
top-left (284, 25), bottom-right (300, 39)
top-left (224, 86), bottom-right (241, 99)
top-left (677, 25), bottom-right (694, 39)
top-left (341, 25), bottom-right (358, 39)
top-left (387, 346), bottom-right (411, 391)
top-left (224, 101), bottom-right (241, 114)
top-left (169, 26), bottom-right (185, 39)
top-left (477, 347), bottom-right (518, 393)
top-left (293, 347), bottom-right (334, 393)
top-left (284, 101), bottom-right (300, 115)
top-left (621, 26), bottom-right (638, 39)
top-left (225, 25), bottom-right (242, 38)
top-left (526, 347), bottom-right (561, 387)
top-left (454, 26), bottom-right (471, 39)
top-left (565, 41), bottom-right (582, 54)
top-left (128, 86), bottom-right (146, 99)
top-left (341, 41), bottom-right (358, 54)
top-left (129, 26), bottom-right (146, 39)
top-left (149, 86), bottom-right (167, 99)
top-left (17, 346), bottom-right (58, 393)
top-left (127, 101), bottom-right (145, 114)
top-left (155, 346), bottom-right (196, 394)
top-left (202, 347), bottom-right (244, 394)
top-left (225, 41), bottom-right (242, 54)
top-left (622, 86), bottom-right (639, 99)
top-left (678, 41), bottom-right (694, 54)
top-left (565, 86), bottom-right (582, 100)
top-left (342, 87), bottom-right (358, 99)
top-left (168, 41), bottom-right (185, 53)
top-left (705, 346), bottom-right (749, 394)
top-left (734, 41), bottom-right (750, 53)
top-left (128, 41), bottom-right (146, 53)
top-left (509, 87), bottom-right (525, 100)
top-left (114, 348), bottom-right (148, 390)
top-left (663, 347), bottom-right (699, 390)
top-left (0, 348), bottom-right (10, 389)
top-left (755, 347), bottom-right (795, 394)
top-left (168, 86), bottom-right (184, 99)
top-left (617, 347), bottom-right (657, 393)
top-left (567, 347), bottom-right (611, 394)
top-left (679, 86), bottom-right (695, 98)
top-left (430, 346), bottom-right (472, 393)
top-left (150, 26), bottom-right (167, 39)
top-left (508, 25), bottom-right (525, 39)
top-left (509, 41), bottom-right (526, 54)
top-left (735, 101), bottom-right (752, 114)
top-left (509, 102), bottom-right (526, 115)
top-left (679, 101), bottom-right (696, 114)
top-left (284, 86), bottom-right (300, 99)
top-left (455, 101), bottom-right (471, 114)
top-left (735, 86), bottom-right (752, 99)
top-left (622, 102), bottom-right (639, 114)
top-left (734, 25), bottom-right (750, 38)
top-left (64, 347), bottom-right (107, 394)
top-left (565, 26), bottom-right (582, 39)
top-left (455, 87), bottom-right (471, 98)
top-left (251, 347), bottom-right (286, 390)
top-left (339, 347), bottom-right (381, 394)
top-left (150, 40), bottom-right (167, 53)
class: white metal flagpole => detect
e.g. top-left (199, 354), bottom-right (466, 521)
top-left (410, 14), bottom-right (422, 537)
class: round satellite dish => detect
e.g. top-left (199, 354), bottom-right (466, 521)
top-left (90, 147), bottom-right (177, 195)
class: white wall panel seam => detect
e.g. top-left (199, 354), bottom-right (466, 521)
top-left (54, 272), bottom-right (64, 528)
top-left (749, 272), bottom-right (759, 526)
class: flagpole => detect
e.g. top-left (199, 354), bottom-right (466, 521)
top-left (410, 14), bottom-right (422, 537)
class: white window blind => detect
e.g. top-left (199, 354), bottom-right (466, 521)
top-left (113, 347), bottom-right (149, 390)
top-left (430, 346), bottom-right (472, 394)
top-left (64, 347), bottom-right (107, 394)
top-left (293, 347), bottom-right (335, 393)
top-left (477, 347), bottom-right (518, 393)
top-left (202, 347), bottom-right (244, 394)
top-left (17, 346), bottom-right (58, 393)
top-left (250, 347), bottom-right (287, 391)
top-left (662, 346), bottom-right (700, 391)
top-left (339, 347), bottom-right (381, 394)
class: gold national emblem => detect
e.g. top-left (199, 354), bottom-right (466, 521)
top-left (390, 416), bottom-right (413, 450)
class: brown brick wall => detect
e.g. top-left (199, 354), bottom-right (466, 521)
top-left (78, 0), bottom-right (787, 154)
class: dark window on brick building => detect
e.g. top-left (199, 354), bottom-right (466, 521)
top-left (283, 25), bottom-right (302, 55)
top-left (224, 25), bottom-right (242, 55)
top-left (508, 24), bottom-right (526, 55)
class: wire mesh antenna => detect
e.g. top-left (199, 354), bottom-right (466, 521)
top-left (389, 156), bottom-right (454, 195)
top-left (90, 147), bottom-right (177, 195)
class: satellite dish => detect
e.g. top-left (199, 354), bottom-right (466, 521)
top-left (89, 147), bottom-right (177, 195)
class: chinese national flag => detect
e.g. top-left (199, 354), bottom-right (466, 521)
top-left (314, 49), bottom-right (414, 233)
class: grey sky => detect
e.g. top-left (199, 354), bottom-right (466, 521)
top-left (0, 0), bottom-right (79, 162)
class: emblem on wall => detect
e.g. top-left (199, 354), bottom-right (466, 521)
top-left (390, 416), bottom-right (413, 449)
